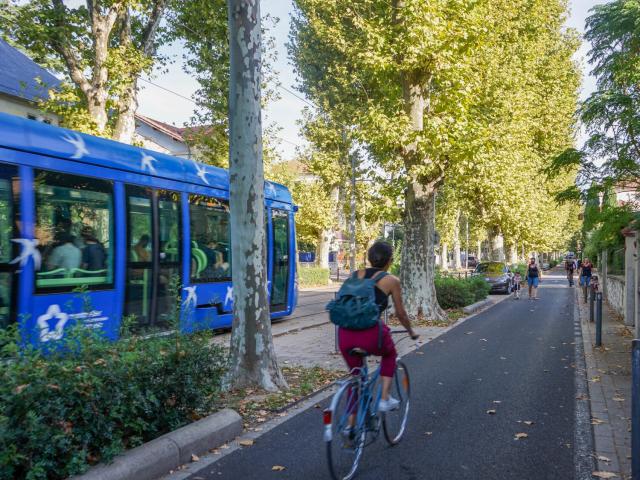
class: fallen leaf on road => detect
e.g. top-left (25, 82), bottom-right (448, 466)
top-left (272, 466), bottom-right (286, 471)
top-left (591, 418), bottom-right (606, 425)
top-left (612, 396), bottom-right (625, 402)
top-left (597, 456), bottom-right (611, 462)
top-left (493, 400), bottom-right (502, 404)
top-left (220, 444), bottom-right (230, 449)
top-left (500, 356), bottom-right (507, 360)
top-left (239, 440), bottom-right (254, 447)
top-left (465, 331), bottom-right (473, 335)
top-left (191, 454), bottom-right (200, 462)
top-left (590, 376), bottom-right (601, 383)
top-left (523, 421), bottom-right (534, 426)
top-left (425, 432), bottom-right (432, 436)
top-left (486, 409), bottom-right (496, 415)
top-left (480, 338), bottom-right (488, 342)
top-left (209, 449), bottom-right (221, 454)
top-left (514, 433), bottom-right (528, 440)
top-left (592, 472), bottom-right (617, 479)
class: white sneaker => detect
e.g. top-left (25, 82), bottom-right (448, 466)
top-left (378, 396), bottom-right (400, 412)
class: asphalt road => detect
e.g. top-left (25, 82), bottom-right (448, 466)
top-left (187, 274), bottom-right (577, 480)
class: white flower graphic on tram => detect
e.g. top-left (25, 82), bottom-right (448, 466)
top-left (140, 152), bottom-right (157, 174)
top-left (265, 181), bottom-right (277, 197)
top-left (183, 286), bottom-right (198, 309)
top-left (10, 238), bottom-right (41, 271)
top-left (37, 304), bottom-right (69, 342)
top-left (62, 132), bottom-right (89, 159)
top-left (224, 286), bottom-right (233, 308)
top-left (193, 161), bottom-right (209, 185)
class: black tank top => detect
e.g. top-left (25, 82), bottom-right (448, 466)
top-left (363, 267), bottom-right (389, 312)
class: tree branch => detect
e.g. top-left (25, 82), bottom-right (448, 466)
top-left (141, 0), bottom-right (167, 56)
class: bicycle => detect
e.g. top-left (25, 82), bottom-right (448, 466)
top-left (323, 330), bottom-right (412, 480)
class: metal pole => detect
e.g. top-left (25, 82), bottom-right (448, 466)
top-left (596, 292), bottom-right (603, 347)
top-left (590, 286), bottom-right (595, 323)
top-left (583, 282), bottom-right (588, 304)
top-left (632, 339), bottom-right (640, 480)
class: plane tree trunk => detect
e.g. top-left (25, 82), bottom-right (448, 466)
top-left (225, 0), bottom-right (285, 391)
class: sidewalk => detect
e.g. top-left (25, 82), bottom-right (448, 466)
top-left (576, 286), bottom-right (633, 479)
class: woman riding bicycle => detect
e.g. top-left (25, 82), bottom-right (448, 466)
top-left (338, 241), bottom-right (418, 412)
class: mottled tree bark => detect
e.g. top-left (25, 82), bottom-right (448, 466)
top-left (453, 210), bottom-right (462, 270)
top-left (400, 182), bottom-right (446, 320)
top-left (225, 0), bottom-right (285, 391)
top-left (440, 243), bottom-right (449, 271)
top-left (317, 230), bottom-right (331, 269)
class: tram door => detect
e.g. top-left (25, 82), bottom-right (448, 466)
top-left (270, 209), bottom-right (289, 312)
top-left (125, 186), bottom-right (181, 330)
top-left (0, 164), bottom-right (18, 329)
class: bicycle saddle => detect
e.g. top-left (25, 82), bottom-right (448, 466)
top-left (348, 348), bottom-right (369, 357)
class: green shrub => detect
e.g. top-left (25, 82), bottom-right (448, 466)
top-left (466, 276), bottom-right (491, 302)
top-left (298, 266), bottom-right (330, 287)
top-left (0, 323), bottom-right (227, 480)
top-left (434, 276), bottom-right (490, 309)
top-left (435, 277), bottom-right (475, 309)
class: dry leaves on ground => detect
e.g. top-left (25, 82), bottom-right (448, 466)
top-left (591, 418), bottom-right (606, 425)
top-left (486, 410), bottom-right (496, 415)
top-left (612, 396), bottom-right (625, 402)
top-left (272, 465), bottom-right (286, 471)
top-left (523, 421), bottom-right (534, 426)
top-left (190, 454), bottom-right (200, 462)
top-left (239, 439), bottom-right (254, 447)
top-left (597, 456), bottom-right (611, 463)
top-left (514, 433), bottom-right (528, 440)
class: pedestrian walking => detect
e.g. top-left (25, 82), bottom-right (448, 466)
top-left (579, 257), bottom-right (593, 287)
top-left (512, 271), bottom-right (522, 299)
top-left (564, 257), bottom-right (576, 287)
top-left (526, 257), bottom-right (541, 300)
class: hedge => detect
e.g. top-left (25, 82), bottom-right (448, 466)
top-left (0, 321), bottom-right (227, 480)
top-left (435, 276), bottom-right (491, 309)
top-left (298, 266), bottom-right (330, 287)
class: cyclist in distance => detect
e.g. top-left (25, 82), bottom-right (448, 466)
top-left (338, 241), bottom-right (418, 412)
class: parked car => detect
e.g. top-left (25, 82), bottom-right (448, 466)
top-left (466, 255), bottom-right (478, 268)
top-left (473, 262), bottom-right (513, 294)
top-left (542, 262), bottom-right (550, 271)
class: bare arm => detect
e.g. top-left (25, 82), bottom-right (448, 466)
top-left (389, 278), bottom-right (418, 339)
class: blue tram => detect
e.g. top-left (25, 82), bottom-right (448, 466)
top-left (0, 112), bottom-right (297, 345)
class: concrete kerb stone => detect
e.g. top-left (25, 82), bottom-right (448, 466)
top-left (73, 409), bottom-right (242, 480)
top-left (462, 298), bottom-right (493, 314)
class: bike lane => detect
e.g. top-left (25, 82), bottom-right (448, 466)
top-left (181, 275), bottom-right (576, 480)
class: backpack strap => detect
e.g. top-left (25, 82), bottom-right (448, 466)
top-left (373, 271), bottom-right (388, 283)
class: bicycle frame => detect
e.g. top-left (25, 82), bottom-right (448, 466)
top-left (324, 360), bottom-right (383, 442)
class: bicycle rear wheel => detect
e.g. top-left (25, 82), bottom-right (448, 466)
top-left (382, 361), bottom-right (410, 445)
top-left (326, 380), bottom-right (366, 480)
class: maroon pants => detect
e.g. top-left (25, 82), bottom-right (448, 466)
top-left (338, 324), bottom-right (397, 377)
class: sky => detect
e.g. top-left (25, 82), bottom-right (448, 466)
top-left (136, 0), bottom-right (607, 162)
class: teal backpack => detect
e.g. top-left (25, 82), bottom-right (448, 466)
top-left (326, 271), bottom-right (388, 330)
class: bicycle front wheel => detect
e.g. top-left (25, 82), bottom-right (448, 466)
top-left (382, 361), bottom-right (411, 445)
top-left (326, 380), bottom-right (366, 480)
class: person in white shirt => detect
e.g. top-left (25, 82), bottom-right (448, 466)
top-left (47, 232), bottom-right (82, 271)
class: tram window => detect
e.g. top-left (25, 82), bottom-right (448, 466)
top-left (35, 171), bottom-right (113, 291)
top-left (189, 195), bottom-right (231, 283)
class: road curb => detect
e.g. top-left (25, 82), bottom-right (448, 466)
top-left (573, 288), bottom-right (597, 480)
top-left (462, 298), bottom-right (493, 314)
top-left (72, 409), bottom-right (242, 480)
